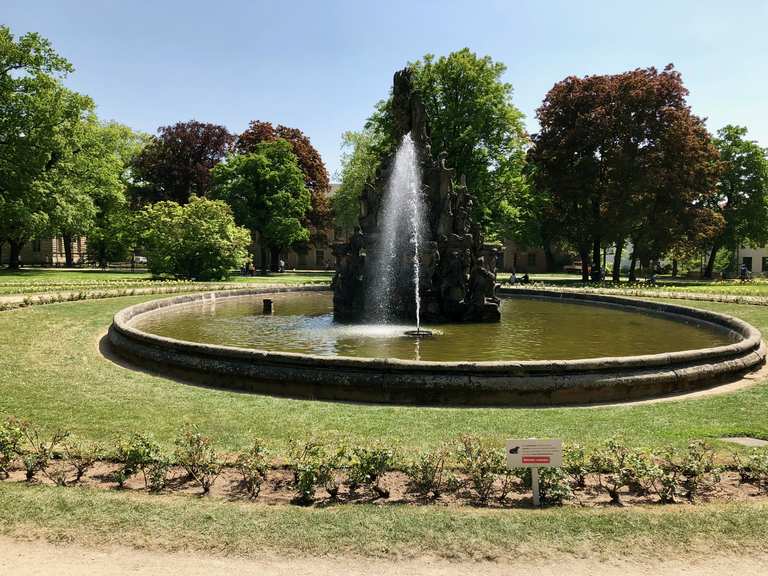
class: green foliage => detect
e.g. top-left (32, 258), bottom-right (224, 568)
top-left (332, 129), bottom-right (383, 231)
top-left (63, 440), bottom-right (99, 483)
top-left (563, 443), bottom-right (589, 488)
top-left (235, 440), bottom-right (269, 499)
top-left (288, 440), bottom-right (343, 504)
top-left (347, 446), bottom-right (394, 498)
top-left (137, 195), bottom-right (251, 280)
top-left (520, 467), bottom-right (572, 506)
top-left (589, 437), bottom-right (647, 504)
top-left (677, 441), bottom-right (721, 502)
top-left (0, 417), bottom-right (24, 478)
top-left (708, 125), bottom-right (768, 269)
top-left (174, 425), bottom-right (222, 495)
top-left (733, 449), bottom-right (768, 487)
top-left (210, 140), bottom-right (311, 256)
top-left (17, 421), bottom-right (68, 482)
top-left (114, 433), bottom-right (160, 489)
top-left (455, 435), bottom-right (504, 504)
top-left (146, 457), bottom-right (172, 493)
top-left (405, 446), bottom-right (448, 499)
top-left (363, 49), bottom-right (529, 241)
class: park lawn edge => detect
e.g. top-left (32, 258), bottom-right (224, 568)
top-left (1, 482), bottom-right (768, 561)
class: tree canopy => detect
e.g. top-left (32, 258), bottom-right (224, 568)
top-left (210, 140), bottom-right (311, 272)
top-left (131, 120), bottom-right (234, 205)
top-left (237, 121), bottom-right (330, 228)
top-left (136, 195), bottom-right (250, 280)
top-left (704, 125), bottom-right (768, 277)
top-left (336, 49), bottom-right (529, 241)
top-left (530, 65), bottom-right (722, 281)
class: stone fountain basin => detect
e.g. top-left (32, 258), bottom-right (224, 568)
top-left (107, 286), bottom-right (766, 406)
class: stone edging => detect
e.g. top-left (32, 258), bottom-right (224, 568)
top-left (107, 287), bottom-right (766, 406)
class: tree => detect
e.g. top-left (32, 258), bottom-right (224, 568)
top-left (363, 49), bottom-right (529, 241)
top-left (332, 129), bottom-right (382, 231)
top-left (210, 140), bottom-right (310, 273)
top-left (531, 65), bottom-right (722, 282)
top-left (0, 26), bottom-right (93, 268)
top-left (704, 125), bottom-right (768, 278)
top-left (237, 121), bottom-right (330, 228)
top-left (130, 120), bottom-right (233, 205)
top-left (136, 196), bottom-right (250, 280)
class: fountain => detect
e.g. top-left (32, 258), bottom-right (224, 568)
top-left (332, 68), bottom-right (502, 327)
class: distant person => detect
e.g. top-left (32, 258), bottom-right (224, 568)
top-left (279, 259), bottom-right (285, 273)
top-left (521, 273), bottom-right (530, 284)
top-left (740, 263), bottom-right (748, 282)
top-left (508, 271), bottom-right (517, 285)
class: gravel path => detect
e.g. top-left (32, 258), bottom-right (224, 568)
top-left (2, 537), bottom-right (768, 576)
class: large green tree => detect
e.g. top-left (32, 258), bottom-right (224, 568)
top-left (332, 129), bottom-right (381, 231)
top-left (704, 125), bottom-right (768, 277)
top-left (210, 140), bottom-right (311, 273)
top-left (237, 121), bottom-right (331, 228)
top-left (0, 26), bottom-right (92, 268)
top-left (339, 49), bottom-right (529, 240)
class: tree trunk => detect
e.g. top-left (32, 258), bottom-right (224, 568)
top-left (628, 251), bottom-right (638, 283)
top-left (260, 245), bottom-right (269, 275)
top-left (8, 240), bottom-right (22, 269)
top-left (543, 239), bottom-right (556, 273)
top-left (579, 248), bottom-right (590, 283)
top-left (612, 239), bottom-right (624, 283)
top-left (591, 237), bottom-right (602, 282)
top-left (63, 234), bottom-right (74, 268)
top-left (672, 259), bottom-right (678, 278)
top-left (99, 244), bottom-right (108, 269)
top-left (269, 246), bottom-right (280, 273)
top-left (704, 244), bottom-right (719, 279)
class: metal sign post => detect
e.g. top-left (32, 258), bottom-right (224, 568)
top-left (506, 438), bottom-right (562, 508)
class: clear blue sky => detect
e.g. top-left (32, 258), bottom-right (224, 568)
top-left (5, 0), bottom-right (767, 178)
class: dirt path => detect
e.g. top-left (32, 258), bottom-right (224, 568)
top-left (2, 537), bottom-right (768, 576)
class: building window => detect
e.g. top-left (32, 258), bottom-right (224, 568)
top-left (743, 256), bottom-right (753, 271)
top-left (315, 250), bottom-right (325, 267)
top-left (32, 239), bottom-right (41, 253)
top-left (762, 257), bottom-right (768, 274)
top-left (527, 253), bottom-right (536, 267)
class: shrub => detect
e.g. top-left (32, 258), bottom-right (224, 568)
top-left (455, 435), bottom-right (503, 505)
top-left (405, 447), bottom-right (448, 499)
top-left (146, 458), bottom-right (172, 493)
top-left (17, 421), bottom-right (68, 483)
top-left (0, 417), bottom-right (24, 478)
top-left (64, 440), bottom-right (99, 483)
top-left (677, 441), bottom-right (720, 502)
top-left (651, 448), bottom-right (683, 504)
top-left (137, 196), bottom-right (251, 280)
top-left (520, 467), bottom-right (572, 506)
top-left (589, 437), bottom-right (640, 505)
top-left (289, 440), bottom-right (343, 504)
top-left (114, 433), bottom-right (161, 489)
top-left (174, 425), bottom-right (222, 495)
top-left (235, 440), bottom-right (269, 499)
top-left (563, 443), bottom-right (589, 488)
top-left (347, 446), bottom-right (394, 498)
top-left (733, 449), bottom-right (768, 487)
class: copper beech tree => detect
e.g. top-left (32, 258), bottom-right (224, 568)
top-left (131, 120), bottom-right (234, 205)
top-left (530, 65), bottom-right (722, 282)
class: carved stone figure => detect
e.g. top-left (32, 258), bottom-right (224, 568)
top-left (332, 67), bottom-right (501, 323)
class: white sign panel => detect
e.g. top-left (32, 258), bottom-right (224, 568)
top-left (506, 439), bottom-right (563, 468)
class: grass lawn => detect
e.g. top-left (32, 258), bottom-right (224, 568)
top-left (0, 268), bottom-right (332, 296)
top-left (1, 293), bottom-right (768, 454)
top-left (2, 287), bottom-right (768, 559)
top-left (1, 483), bottom-right (767, 560)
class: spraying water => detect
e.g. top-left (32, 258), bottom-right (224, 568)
top-left (367, 133), bottom-right (427, 333)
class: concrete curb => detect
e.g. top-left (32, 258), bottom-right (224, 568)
top-left (108, 287), bottom-right (766, 406)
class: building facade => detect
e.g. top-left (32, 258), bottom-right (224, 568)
top-left (0, 237), bottom-right (87, 267)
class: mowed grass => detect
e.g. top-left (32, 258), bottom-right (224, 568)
top-left (1, 483), bottom-right (767, 559)
top-left (2, 289), bottom-right (768, 558)
top-left (1, 293), bottom-right (768, 454)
